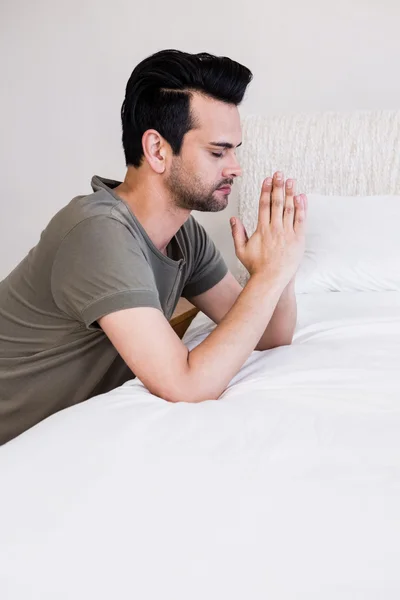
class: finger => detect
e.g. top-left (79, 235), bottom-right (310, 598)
top-left (230, 217), bottom-right (248, 254)
top-left (283, 178), bottom-right (296, 230)
top-left (294, 195), bottom-right (306, 235)
top-left (256, 177), bottom-right (273, 231)
top-left (241, 221), bottom-right (249, 244)
top-left (270, 171), bottom-right (285, 228)
top-left (302, 193), bottom-right (308, 214)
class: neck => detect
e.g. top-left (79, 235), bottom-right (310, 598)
top-left (113, 166), bottom-right (190, 253)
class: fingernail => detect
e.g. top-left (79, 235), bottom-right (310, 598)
top-left (230, 218), bottom-right (235, 227)
top-left (265, 177), bottom-right (272, 185)
top-left (276, 171), bottom-right (282, 180)
top-left (287, 180), bottom-right (293, 188)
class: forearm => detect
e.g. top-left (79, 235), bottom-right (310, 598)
top-left (185, 274), bottom-right (285, 402)
top-left (255, 279), bottom-right (297, 351)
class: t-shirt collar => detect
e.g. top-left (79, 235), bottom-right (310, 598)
top-left (91, 175), bottom-right (185, 264)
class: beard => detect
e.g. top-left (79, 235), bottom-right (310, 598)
top-left (165, 158), bottom-right (232, 213)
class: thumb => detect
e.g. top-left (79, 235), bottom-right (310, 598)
top-left (230, 217), bottom-right (248, 254)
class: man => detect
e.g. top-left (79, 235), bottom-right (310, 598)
top-left (0, 49), bottom-right (307, 445)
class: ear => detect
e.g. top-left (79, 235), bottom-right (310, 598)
top-left (142, 129), bottom-right (168, 174)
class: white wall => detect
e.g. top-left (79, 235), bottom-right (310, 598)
top-left (1, 0), bottom-right (399, 279)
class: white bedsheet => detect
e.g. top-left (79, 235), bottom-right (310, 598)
top-left (1, 292), bottom-right (400, 600)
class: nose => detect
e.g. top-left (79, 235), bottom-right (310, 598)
top-left (222, 155), bottom-right (242, 179)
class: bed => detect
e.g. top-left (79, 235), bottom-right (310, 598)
top-left (1, 109), bottom-right (400, 599)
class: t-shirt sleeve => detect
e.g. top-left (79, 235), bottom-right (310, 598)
top-left (51, 216), bottom-right (162, 328)
top-left (182, 218), bottom-right (228, 298)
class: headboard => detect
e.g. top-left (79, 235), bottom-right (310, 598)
top-left (236, 109), bottom-right (400, 284)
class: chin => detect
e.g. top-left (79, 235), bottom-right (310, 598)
top-left (207, 197), bottom-right (228, 212)
top-left (195, 202), bottom-right (226, 213)
top-left (214, 190), bottom-right (229, 205)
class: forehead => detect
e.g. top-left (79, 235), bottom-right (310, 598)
top-left (188, 92), bottom-right (242, 143)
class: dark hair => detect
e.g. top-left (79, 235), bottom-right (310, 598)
top-left (121, 49), bottom-right (253, 167)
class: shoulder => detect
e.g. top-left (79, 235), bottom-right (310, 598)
top-left (44, 187), bottom-right (143, 255)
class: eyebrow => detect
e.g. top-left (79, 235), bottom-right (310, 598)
top-left (209, 141), bottom-right (242, 149)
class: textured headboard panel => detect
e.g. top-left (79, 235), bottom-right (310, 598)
top-left (236, 109), bottom-right (400, 284)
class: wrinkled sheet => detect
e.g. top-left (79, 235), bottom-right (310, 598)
top-left (1, 292), bottom-right (400, 600)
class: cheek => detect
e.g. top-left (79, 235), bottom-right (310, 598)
top-left (192, 157), bottom-right (218, 184)
top-left (206, 158), bottom-right (224, 181)
top-left (186, 153), bottom-right (221, 189)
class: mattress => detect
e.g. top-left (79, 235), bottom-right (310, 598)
top-left (1, 292), bottom-right (400, 599)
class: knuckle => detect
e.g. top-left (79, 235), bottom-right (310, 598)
top-left (284, 205), bottom-right (294, 216)
top-left (260, 197), bottom-right (270, 208)
top-left (272, 198), bottom-right (284, 209)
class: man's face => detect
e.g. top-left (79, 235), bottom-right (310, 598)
top-left (165, 93), bottom-right (242, 212)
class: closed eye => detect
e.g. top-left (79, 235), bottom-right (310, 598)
top-left (211, 152), bottom-right (223, 158)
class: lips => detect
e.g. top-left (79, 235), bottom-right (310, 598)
top-left (217, 186), bottom-right (232, 194)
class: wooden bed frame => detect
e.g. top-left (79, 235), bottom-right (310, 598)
top-left (170, 298), bottom-right (199, 339)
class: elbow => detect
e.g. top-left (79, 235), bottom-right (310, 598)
top-left (281, 336), bottom-right (294, 347)
top-left (160, 356), bottom-right (220, 404)
top-left (257, 336), bottom-right (294, 351)
top-left (154, 376), bottom-right (218, 405)
top-left (147, 352), bottom-right (222, 404)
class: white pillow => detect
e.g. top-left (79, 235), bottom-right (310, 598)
top-left (295, 194), bottom-right (400, 293)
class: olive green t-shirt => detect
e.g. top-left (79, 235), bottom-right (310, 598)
top-left (0, 175), bottom-right (228, 444)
